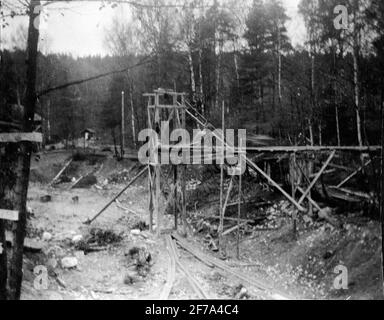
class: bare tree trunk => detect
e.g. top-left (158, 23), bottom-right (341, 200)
top-left (188, 44), bottom-right (196, 102)
top-left (353, 0), bottom-right (363, 148)
top-left (353, 50), bottom-right (362, 147)
top-left (198, 47), bottom-right (204, 115)
top-left (215, 40), bottom-right (223, 112)
top-left (8, 1), bottom-right (41, 300)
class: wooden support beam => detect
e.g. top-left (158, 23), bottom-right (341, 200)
top-left (0, 209), bottom-right (19, 222)
top-left (84, 166), bottom-right (147, 224)
top-left (220, 177), bottom-right (234, 237)
top-left (245, 146), bottom-right (381, 153)
top-left (298, 151), bottom-right (336, 205)
top-left (336, 160), bottom-right (372, 188)
top-left (184, 108), bottom-right (306, 212)
top-left (236, 161), bottom-right (243, 259)
top-left (0, 132), bottom-right (42, 143)
top-left (297, 187), bottom-right (322, 211)
top-left (247, 158), bottom-right (306, 212)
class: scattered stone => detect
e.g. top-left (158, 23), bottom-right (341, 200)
top-left (61, 257), bottom-right (78, 269)
top-left (42, 232), bottom-right (53, 242)
top-left (74, 251), bottom-right (85, 260)
top-left (130, 229), bottom-right (141, 236)
top-left (72, 235), bottom-right (83, 244)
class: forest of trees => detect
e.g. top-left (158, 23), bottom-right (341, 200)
top-left (1, 0), bottom-right (384, 148)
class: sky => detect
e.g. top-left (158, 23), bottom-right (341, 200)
top-left (1, 0), bottom-right (306, 57)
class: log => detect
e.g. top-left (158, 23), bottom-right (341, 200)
top-left (0, 132), bottom-right (42, 143)
top-left (222, 221), bottom-right (248, 236)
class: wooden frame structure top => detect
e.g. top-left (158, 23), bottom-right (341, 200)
top-left (246, 145), bottom-right (381, 153)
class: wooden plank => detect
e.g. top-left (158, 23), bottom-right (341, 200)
top-left (0, 209), bottom-right (19, 221)
top-left (148, 104), bottom-right (186, 109)
top-left (298, 150), bottom-right (336, 205)
top-left (336, 160), bottom-right (372, 188)
top-left (0, 132), bottom-right (42, 143)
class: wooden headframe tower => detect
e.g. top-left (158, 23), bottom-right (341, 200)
top-left (144, 89), bottom-right (188, 235)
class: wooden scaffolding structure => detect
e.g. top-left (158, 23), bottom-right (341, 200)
top-left (144, 89), bottom-right (188, 235)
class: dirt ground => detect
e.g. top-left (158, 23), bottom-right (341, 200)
top-left (17, 151), bottom-right (383, 300)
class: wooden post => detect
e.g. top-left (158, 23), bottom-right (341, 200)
top-left (155, 164), bottom-right (161, 236)
top-left (129, 82), bottom-right (136, 149)
top-left (8, 0), bottom-right (41, 300)
top-left (181, 98), bottom-right (187, 235)
top-left (298, 150), bottom-right (336, 205)
top-left (173, 165), bottom-right (178, 230)
top-left (291, 153), bottom-right (298, 236)
top-left (148, 166), bottom-right (154, 232)
top-left (237, 148), bottom-right (243, 259)
top-left (121, 91), bottom-right (125, 156)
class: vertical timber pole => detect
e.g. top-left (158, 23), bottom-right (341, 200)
top-left (380, 101), bottom-right (384, 295)
top-left (236, 137), bottom-right (243, 260)
top-left (181, 95), bottom-right (187, 235)
top-left (219, 101), bottom-right (225, 245)
top-left (121, 91), bottom-right (125, 156)
top-left (8, 0), bottom-right (40, 300)
top-left (172, 96), bottom-right (178, 230)
top-left (147, 98), bottom-right (154, 232)
top-left (154, 92), bottom-right (160, 236)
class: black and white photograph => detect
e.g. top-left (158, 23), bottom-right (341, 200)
top-left (0, 0), bottom-right (384, 304)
